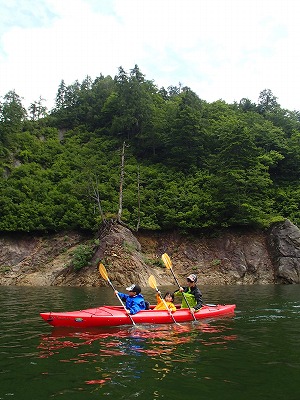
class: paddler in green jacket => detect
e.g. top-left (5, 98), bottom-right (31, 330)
top-left (174, 274), bottom-right (203, 312)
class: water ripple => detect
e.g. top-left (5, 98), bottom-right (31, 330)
top-left (0, 285), bottom-right (299, 400)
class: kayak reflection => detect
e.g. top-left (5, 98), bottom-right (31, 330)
top-left (38, 317), bottom-right (237, 360)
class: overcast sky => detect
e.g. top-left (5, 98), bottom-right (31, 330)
top-left (1, 0), bottom-right (299, 112)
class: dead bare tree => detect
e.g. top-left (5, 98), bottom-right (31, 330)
top-left (117, 141), bottom-right (126, 224)
top-left (90, 142), bottom-right (140, 230)
top-left (136, 164), bottom-right (141, 231)
top-left (90, 177), bottom-right (106, 224)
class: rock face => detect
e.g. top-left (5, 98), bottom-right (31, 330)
top-left (0, 219), bottom-right (299, 286)
top-left (267, 219), bottom-right (300, 284)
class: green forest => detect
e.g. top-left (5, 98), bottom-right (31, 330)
top-left (1, 65), bottom-right (300, 233)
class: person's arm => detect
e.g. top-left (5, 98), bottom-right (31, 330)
top-left (169, 302), bottom-right (177, 312)
top-left (173, 286), bottom-right (186, 296)
top-left (115, 291), bottom-right (127, 302)
top-left (114, 291), bottom-right (131, 313)
top-left (193, 287), bottom-right (203, 311)
top-left (156, 292), bottom-right (162, 305)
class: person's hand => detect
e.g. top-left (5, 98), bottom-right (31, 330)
top-left (190, 307), bottom-right (195, 313)
top-left (114, 290), bottom-right (118, 295)
top-left (157, 290), bottom-right (161, 296)
top-left (125, 309), bottom-right (130, 315)
top-left (179, 286), bottom-right (184, 292)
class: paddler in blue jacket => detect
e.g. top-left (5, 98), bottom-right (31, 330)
top-left (115, 284), bottom-right (146, 315)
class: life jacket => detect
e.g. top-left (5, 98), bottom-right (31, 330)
top-left (174, 288), bottom-right (197, 309)
top-left (118, 292), bottom-right (146, 315)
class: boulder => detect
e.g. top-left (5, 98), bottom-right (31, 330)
top-left (268, 219), bottom-right (300, 283)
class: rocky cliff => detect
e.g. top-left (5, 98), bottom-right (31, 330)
top-left (0, 219), bottom-right (299, 287)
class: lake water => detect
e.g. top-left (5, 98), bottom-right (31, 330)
top-left (0, 284), bottom-right (299, 400)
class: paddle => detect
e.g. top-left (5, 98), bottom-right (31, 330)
top-left (148, 275), bottom-right (180, 325)
top-left (98, 263), bottom-right (136, 326)
top-left (161, 253), bottom-right (197, 321)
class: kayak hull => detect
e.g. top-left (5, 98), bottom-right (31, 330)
top-left (40, 304), bottom-right (236, 328)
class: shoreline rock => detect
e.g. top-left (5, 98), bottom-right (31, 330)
top-left (0, 220), bottom-right (299, 286)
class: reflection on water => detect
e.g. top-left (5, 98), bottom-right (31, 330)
top-left (38, 318), bottom-right (237, 359)
top-left (36, 318), bottom-right (237, 395)
top-left (0, 285), bottom-right (299, 399)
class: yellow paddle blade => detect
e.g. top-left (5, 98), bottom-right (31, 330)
top-left (98, 263), bottom-right (109, 280)
top-left (162, 253), bottom-right (172, 269)
top-left (148, 275), bottom-right (157, 290)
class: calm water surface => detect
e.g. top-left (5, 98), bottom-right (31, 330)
top-left (0, 285), bottom-right (299, 400)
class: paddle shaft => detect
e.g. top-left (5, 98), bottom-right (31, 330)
top-left (111, 280), bottom-right (136, 325)
top-left (148, 274), bottom-right (179, 324)
top-left (166, 259), bottom-right (197, 322)
top-left (156, 289), bottom-right (179, 325)
top-left (99, 264), bottom-right (136, 326)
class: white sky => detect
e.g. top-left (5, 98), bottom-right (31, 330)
top-left (1, 0), bottom-right (300, 112)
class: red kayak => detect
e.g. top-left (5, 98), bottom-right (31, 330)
top-left (40, 304), bottom-right (236, 328)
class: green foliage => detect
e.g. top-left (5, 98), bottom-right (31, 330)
top-left (211, 259), bottom-right (221, 267)
top-left (1, 68), bottom-right (300, 232)
top-left (71, 244), bottom-right (94, 271)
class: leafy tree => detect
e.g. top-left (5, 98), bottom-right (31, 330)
top-left (28, 96), bottom-right (48, 121)
top-left (0, 90), bottom-right (27, 145)
top-left (208, 121), bottom-right (276, 227)
top-left (265, 108), bottom-right (300, 137)
top-left (257, 89), bottom-right (280, 115)
top-left (109, 65), bottom-right (156, 141)
top-left (276, 132), bottom-right (300, 180)
top-left (54, 80), bottom-right (67, 111)
top-left (165, 89), bottom-right (205, 170)
top-left (238, 98), bottom-right (257, 113)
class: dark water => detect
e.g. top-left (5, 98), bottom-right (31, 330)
top-left (0, 285), bottom-right (299, 400)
